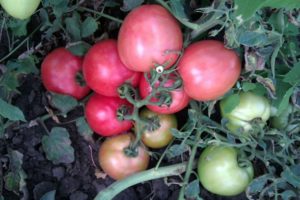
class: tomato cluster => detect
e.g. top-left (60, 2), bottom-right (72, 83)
top-left (40, 3), bottom-right (269, 196)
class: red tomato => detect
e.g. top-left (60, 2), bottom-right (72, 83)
top-left (83, 39), bottom-right (141, 96)
top-left (118, 5), bottom-right (183, 72)
top-left (41, 48), bottom-right (90, 99)
top-left (178, 40), bottom-right (241, 101)
top-left (85, 94), bottom-right (133, 136)
top-left (139, 74), bottom-right (190, 114)
top-left (98, 133), bottom-right (150, 180)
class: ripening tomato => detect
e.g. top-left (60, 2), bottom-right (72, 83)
top-left (198, 145), bottom-right (254, 196)
top-left (85, 94), bottom-right (133, 136)
top-left (220, 92), bottom-right (271, 134)
top-left (137, 108), bottom-right (177, 149)
top-left (98, 133), bottom-right (150, 180)
top-left (1, 0), bottom-right (41, 19)
top-left (83, 39), bottom-right (141, 97)
top-left (118, 5), bottom-right (183, 72)
top-left (178, 40), bottom-right (241, 101)
top-left (41, 48), bottom-right (90, 100)
top-left (139, 74), bottom-right (190, 114)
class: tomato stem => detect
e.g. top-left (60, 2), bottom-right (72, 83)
top-left (93, 162), bottom-right (192, 200)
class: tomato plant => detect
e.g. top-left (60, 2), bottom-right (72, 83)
top-left (137, 108), bottom-right (177, 149)
top-left (118, 4), bottom-right (183, 72)
top-left (98, 133), bottom-right (150, 180)
top-left (178, 40), bottom-right (241, 101)
top-left (0, 0), bottom-right (41, 19)
top-left (41, 48), bottom-right (90, 100)
top-left (139, 74), bottom-right (190, 114)
top-left (198, 145), bottom-right (254, 196)
top-left (220, 92), bottom-right (271, 134)
top-left (83, 39), bottom-right (141, 97)
top-left (85, 94), bottom-right (133, 136)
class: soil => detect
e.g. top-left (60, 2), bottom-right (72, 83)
top-left (0, 74), bottom-right (250, 200)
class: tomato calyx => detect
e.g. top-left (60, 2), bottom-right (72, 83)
top-left (75, 71), bottom-right (87, 87)
top-left (142, 115), bottom-right (161, 132)
top-left (117, 105), bottom-right (132, 121)
top-left (123, 145), bottom-right (139, 157)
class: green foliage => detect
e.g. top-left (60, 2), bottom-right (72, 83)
top-left (0, 98), bottom-right (25, 121)
top-left (49, 93), bottom-right (78, 114)
top-left (42, 127), bottom-right (75, 164)
top-left (40, 190), bottom-right (56, 200)
top-left (75, 117), bottom-right (93, 138)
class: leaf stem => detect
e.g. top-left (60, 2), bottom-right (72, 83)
top-left (93, 162), bottom-right (189, 200)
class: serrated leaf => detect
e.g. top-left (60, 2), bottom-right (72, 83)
top-left (166, 144), bottom-right (188, 159)
top-left (40, 190), bottom-right (56, 200)
top-left (185, 180), bottom-right (200, 198)
top-left (246, 174), bottom-right (271, 194)
top-left (49, 93), bottom-right (78, 114)
top-left (242, 82), bottom-right (257, 92)
top-left (0, 98), bottom-right (25, 121)
top-left (283, 62), bottom-right (300, 85)
top-left (76, 117), bottom-right (93, 137)
top-left (42, 127), bottom-right (74, 164)
top-left (81, 17), bottom-right (98, 38)
top-left (67, 42), bottom-right (91, 56)
top-left (281, 165), bottom-right (300, 188)
top-left (121, 0), bottom-right (144, 11)
top-left (221, 94), bottom-right (240, 114)
top-left (4, 172), bottom-right (20, 192)
top-left (7, 18), bottom-right (30, 37)
top-left (280, 190), bottom-right (297, 200)
top-left (65, 12), bottom-right (81, 41)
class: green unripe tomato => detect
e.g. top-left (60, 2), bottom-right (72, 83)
top-left (220, 92), bottom-right (271, 134)
top-left (1, 0), bottom-right (41, 19)
top-left (197, 145), bottom-right (254, 196)
top-left (270, 104), bottom-right (293, 129)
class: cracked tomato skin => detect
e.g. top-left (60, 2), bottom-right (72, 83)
top-left (139, 74), bottom-right (190, 114)
top-left (198, 145), bottom-right (254, 196)
top-left (118, 5), bottom-right (183, 72)
top-left (1, 0), bottom-right (41, 19)
top-left (85, 93), bottom-right (133, 136)
top-left (178, 40), bottom-right (241, 101)
top-left (98, 133), bottom-right (150, 180)
top-left (83, 39), bottom-right (141, 97)
top-left (41, 48), bottom-right (90, 100)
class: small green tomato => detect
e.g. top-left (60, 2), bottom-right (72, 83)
top-left (1, 0), bottom-right (41, 19)
top-left (220, 92), bottom-right (271, 134)
top-left (197, 145), bottom-right (254, 196)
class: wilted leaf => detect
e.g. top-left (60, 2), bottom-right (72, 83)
top-left (244, 48), bottom-right (266, 71)
top-left (256, 76), bottom-right (276, 99)
top-left (81, 17), bottom-right (98, 38)
top-left (0, 98), bottom-right (26, 121)
top-left (40, 190), bottom-right (56, 200)
top-left (220, 93), bottom-right (240, 114)
top-left (49, 93), bottom-right (78, 114)
top-left (42, 127), bottom-right (75, 164)
top-left (185, 180), bottom-right (200, 198)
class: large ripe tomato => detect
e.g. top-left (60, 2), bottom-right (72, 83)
top-left (137, 108), bottom-right (177, 149)
top-left (220, 92), bottom-right (271, 134)
top-left (83, 39), bottom-right (141, 97)
top-left (118, 5), bottom-right (183, 72)
top-left (85, 93), bottom-right (133, 136)
top-left (198, 145), bottom-right (254, 196)
top-left (139, 74), bottom-right (190, 114)
top-left (98, 133), bottom-right (150, 180)
top-left (1, 0), bottom-right (41, 19)
top-left (41, 48), bottom-right (90, 100)
top-left (178, 40), bottom-right (241, 101)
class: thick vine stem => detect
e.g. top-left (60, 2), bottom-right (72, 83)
top-left (94, 162), bottom-right (191, 200)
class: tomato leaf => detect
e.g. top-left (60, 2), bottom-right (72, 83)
top-left (0, 98), bottom-right (26, 121)
top-left (166, 144), bottom-right (189, 159)
top-left (4, 172), bottom-right (20, 192)
top-left (281, 165), bottom-right (300, 188)
top-left (273, 83), bottom-right (294, 116)
top-left (49, 93), bottom-right (78, 114)
top-left (242, 82), bottom-right (257, 92)
top-left (121, 0), bottom-right (144, 11)
top-left (40, 190), bottom-right (56, 200)
top-left (67, 41), bottom-right (91, 56)
top-left (42, 127), bottom-right (75, 164)
top-left (7, 18), bottom-right (30, 37)
top-left (246, 174), bottom-right (272, 195)
top-left (169, 0), bottom-right (189, 21)
top-left (65, 12), bottom-right (81, 41)
top-left (283, 62), bottom-right (300, 85)
top-left (280, 190), bottom-right (297, 200)
top-left (185, 179), bottom-right (200, 198)
top-left (220, 94), bottom-right (240, 114)
top-left (75, 117), bottom-right (93, 138)
top-left (238, 31), bottom-right (268, 47)
top-left (81, 17), bottom-right (98, 38)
